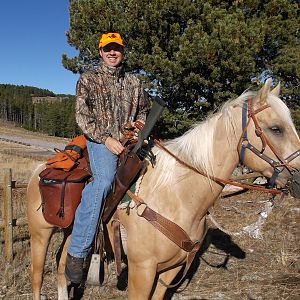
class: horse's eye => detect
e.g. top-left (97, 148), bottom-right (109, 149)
top-left (270, 126), bottom-right (282, 135)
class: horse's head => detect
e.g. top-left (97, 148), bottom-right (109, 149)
top-left (239, 78), bottom-right (300, 198)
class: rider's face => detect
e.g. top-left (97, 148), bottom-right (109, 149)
top-left (99, 43), bottom-right (124, 67)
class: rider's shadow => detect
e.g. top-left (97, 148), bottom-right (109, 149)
top-left (164, 228), bottom-right (246, 299)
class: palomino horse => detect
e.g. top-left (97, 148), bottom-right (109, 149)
top-left (27, 78), bottom-right (300, 299)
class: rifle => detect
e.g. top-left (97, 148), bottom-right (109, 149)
top-left (131, 97), bottom-right (166, 156)
top-left (101, 97), bottom-right (166, 223)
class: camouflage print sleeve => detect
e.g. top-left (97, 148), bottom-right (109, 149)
top-left (136, 82), bottom-right (151, 122)
top-left (75, 74), bottom-right (109, 144)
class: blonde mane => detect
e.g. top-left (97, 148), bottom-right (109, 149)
top-left (147, 88), bottom-right (292, 191)
top-left (147, 94), bottom-right (245, 191)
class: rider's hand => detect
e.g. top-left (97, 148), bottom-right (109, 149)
top-left (121, 120), bottom-right (145, 141)
top-left (125, 120), bottom-right (144, 131)
top-left (133, 120), bottom-right (145, 132)
top-left (105, 137), bottom-right (125, 155)
top-left (130, 120), bottom-right (145, 139)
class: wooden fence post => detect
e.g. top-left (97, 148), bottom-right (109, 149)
top-left (3, 168), bottom-right (13, 262)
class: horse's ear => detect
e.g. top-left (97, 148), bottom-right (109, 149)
top-left (254, 77), bottom-right (273, 107)
top-left (270, 82), bottom-right (281, 97)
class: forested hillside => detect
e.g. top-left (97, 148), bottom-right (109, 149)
top-left (1, 82), bottom-right (300, 139)
top-left (0, 84), bottom-right (80, 137)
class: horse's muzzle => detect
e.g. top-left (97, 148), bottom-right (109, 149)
top-left (286, 170), bottom-right (300, 199)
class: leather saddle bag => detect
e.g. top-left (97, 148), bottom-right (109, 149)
top-left (39, 167), bottom-right (91, 228)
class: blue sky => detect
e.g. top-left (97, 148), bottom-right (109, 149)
top-left (0, 1), bottom-right (79, 95)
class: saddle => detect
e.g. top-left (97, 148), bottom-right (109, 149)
top-left (39, 131), bottom-right (147, 228)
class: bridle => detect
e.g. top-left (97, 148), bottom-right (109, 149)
top-left (239, 98), bottom-right (300, 187)
top-left (154, 98), bottom-right (300, 195)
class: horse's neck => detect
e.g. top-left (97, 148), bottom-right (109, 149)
top-left (141, 107), bottom-right (242, 225)
top-left (176, 109), bottom-right (242, 228)
top-left (211, 110), bottom-right (241, 180)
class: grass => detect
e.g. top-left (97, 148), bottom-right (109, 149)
top-left (0, 121), bottom-right (299, 299)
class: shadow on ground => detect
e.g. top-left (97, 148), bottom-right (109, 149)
top-left (164, 228), bottom-right (246, 299)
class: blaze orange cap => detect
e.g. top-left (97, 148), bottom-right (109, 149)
top-left (98, 32), bottom-right (125, 48)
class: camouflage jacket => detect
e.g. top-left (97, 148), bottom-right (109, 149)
top-left (75, 63), bottom-right (150, 143)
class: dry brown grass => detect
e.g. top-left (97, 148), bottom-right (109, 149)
top-left (0, 121), bottom-right (299, 299)
top-left (0, 120), bottom-right (67, 183)
top-left (0, 120), bottom-right (68, 144)
top-left (0, 145), bottom-right (43, 184)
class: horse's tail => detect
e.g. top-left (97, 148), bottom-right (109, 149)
top-left (27, 163), bottom-right (46, 214)
top-left (28, 163), bottom-right (46, 189)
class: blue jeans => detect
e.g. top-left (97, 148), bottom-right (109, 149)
top-left (68, 140), bottom-right (118, 258)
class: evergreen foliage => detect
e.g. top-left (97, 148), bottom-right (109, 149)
top-left (0, 84), bottom-right (79, 137)
top-left (63, 0), bottom-right (299, 136)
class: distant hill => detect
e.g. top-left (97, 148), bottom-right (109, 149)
top-left (0, 83), bottom-right (56, 97)
top-left (0, 83), bottom-right (79, 138)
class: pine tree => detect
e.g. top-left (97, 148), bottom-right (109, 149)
top-left (63, 0), bottom-right (299, 136)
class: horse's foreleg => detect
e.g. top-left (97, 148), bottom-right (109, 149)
top-left (151, 266), bottom-right (182, 300)
top-left (56, 231), bottom-right (71, 300)
top-left (127, 261), bottom-right (157, 300)
top-left (30, 227), bottom-right (54, 300)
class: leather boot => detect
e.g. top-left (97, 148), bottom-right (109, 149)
top-left (65, 253), bottom-right (84, 284)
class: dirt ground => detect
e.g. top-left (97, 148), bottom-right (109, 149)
top-left (0, 121), bottom-right (299, 299)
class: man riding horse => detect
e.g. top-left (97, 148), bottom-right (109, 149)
top-left (65, 32), bottom-right (150, 283)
